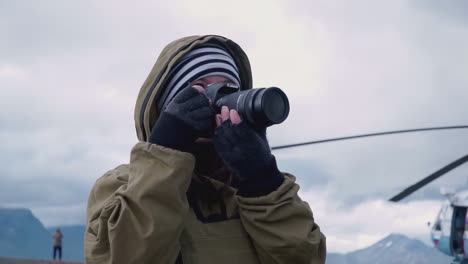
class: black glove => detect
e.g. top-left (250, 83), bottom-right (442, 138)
top-left (213, 120), bottom-right (284, 197)
top-left (149, 86), bottom-right (215, 152)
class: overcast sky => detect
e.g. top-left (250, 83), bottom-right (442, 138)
top-left (1, 0), bottom-right (468, 253)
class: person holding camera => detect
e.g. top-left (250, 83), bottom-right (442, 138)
top-left (85, 35), bottom-right (326, 264)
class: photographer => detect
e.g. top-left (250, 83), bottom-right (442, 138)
top-left (85, 35), bottom-right (326, 264)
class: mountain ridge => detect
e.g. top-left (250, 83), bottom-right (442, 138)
top-left (0, 208), bottom-right (52, 260)
top-left (0, 208), bottom-right (456, 263)
top-left (327, 233), bottom-right (453, 264)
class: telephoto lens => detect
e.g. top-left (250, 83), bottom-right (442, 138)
top-left (205, 82), bottom-right (290, 127)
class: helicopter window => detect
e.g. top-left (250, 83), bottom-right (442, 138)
top-left (451, 207), bottom-right (467, 255)
top-left (433, 219), bottom-right (442, 231)
top-left (466, 210), bottom-right (468, 229)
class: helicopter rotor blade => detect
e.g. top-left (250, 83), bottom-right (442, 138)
top-left (271, 126), bottom-right (468, 150)
top-left (388, 154), bottom-right (468, 202)
top-left (269, 125), bottom-right (468, 201)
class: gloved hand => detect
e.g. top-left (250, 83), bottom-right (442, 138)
top-left (149, 84), bottom-right (215, 152)
top-left (213, 107), bottom-right (284, 197)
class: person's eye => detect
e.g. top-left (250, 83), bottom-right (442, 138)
top-left (192, 81), bottom-right (205, 88)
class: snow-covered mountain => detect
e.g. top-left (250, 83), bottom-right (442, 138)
top-left (327, 233), bottom-right (453, 264)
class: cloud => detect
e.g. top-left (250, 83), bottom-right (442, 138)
top-left (268, 0), bottom-right (468, 205)
top-left (410, 0), bottom-right (468, 26)
top-left (31, 203), bottom-right (87, 228)
top-left (299, 187), bottom-right (442, 253)
top-left (274, 128), bottom-right (468, 207)
top-left (0, 64), bottom-right (26, 80)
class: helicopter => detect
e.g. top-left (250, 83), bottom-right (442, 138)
top-left (271, 125), bottom-right (468, 264)
top-left (428, 189), bottom-right (468, 264)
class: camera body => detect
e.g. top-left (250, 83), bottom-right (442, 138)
top-left (205, 82), bottom-right (290, 127)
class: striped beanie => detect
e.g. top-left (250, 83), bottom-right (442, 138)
top-left (158, 43), bottom-right (241, 110)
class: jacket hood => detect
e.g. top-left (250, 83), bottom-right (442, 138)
top-left (134, 35), bottom-right (253, 142)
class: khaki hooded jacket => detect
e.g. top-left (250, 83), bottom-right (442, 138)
top-left (85, 35), bottom-right (326, 264)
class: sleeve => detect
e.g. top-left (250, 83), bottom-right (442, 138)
top-left (85, 142), bottom-right (196, 264)
top-left (236, 173), bottom-right (326, 264)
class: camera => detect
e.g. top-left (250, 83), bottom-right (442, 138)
top-left (205, 82), bottom-right (290, 127)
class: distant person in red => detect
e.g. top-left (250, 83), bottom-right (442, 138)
top-left (52, 228), bottom-right (63, 261)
